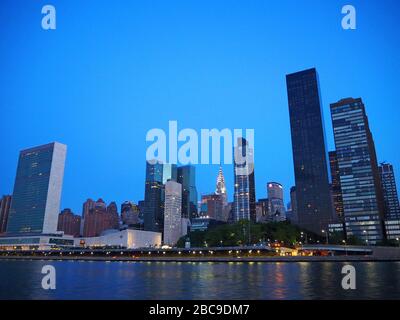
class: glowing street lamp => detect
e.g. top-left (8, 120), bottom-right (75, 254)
top-left (321, 229), bottom-right (329, 245)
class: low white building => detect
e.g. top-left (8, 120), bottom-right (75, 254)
top-left (75, 229), bottom-right (162, 249)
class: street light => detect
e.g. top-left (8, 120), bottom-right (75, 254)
top-left (321, 229), bottom-right (329, 245)
top-left (363, 230), bottom-right (369, 245)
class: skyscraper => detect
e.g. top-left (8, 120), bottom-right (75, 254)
top-left (107, 201), bottom-right (120, 229)
top-left (162, 163), bottom-right (177, 184)
top-left (256, 198), bottom-right (269, 223)
top-left (215, 166), bottom-right (227, 205)
top-left (267, 182), bottom-right (286, 222)
top-left (82, 198), bottom-right (95, 220)
top-left (121, 201), bottom-right (140, 226)
top-left (286, 68), bottom-right (333, 235)
top-left (6, 142), bottom-right (67, 235)
top-left (330, 98), bottom-right (385, 243)
top-left (0, 195), bottom-right (12, 234)
top-left (143, 161), bottom-right (164, 232)
top-left (82, 198), bottom-right (119, 237)
top-left (329, 151), bottom-right (344, 220)
top-left (233, 137), bottom-right (256, 222)
top-left (379, 163), bottom-right (400, 220)
top-left (163, 180), bottom-right (182, 246)
top-left (57, 208), bottom-right (81, 237)
top-left (200, 194), bottom-right (224, 221)
top-left (177, 165), bottom-right (198, 220)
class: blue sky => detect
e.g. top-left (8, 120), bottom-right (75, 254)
top-left (1, 0), bottom-right (400, 214)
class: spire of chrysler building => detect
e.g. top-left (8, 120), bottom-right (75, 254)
top-left (215, 165), bottom-right (227, 205)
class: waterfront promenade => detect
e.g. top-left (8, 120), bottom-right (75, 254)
top-left (1, 245), bottom-right (399, 262)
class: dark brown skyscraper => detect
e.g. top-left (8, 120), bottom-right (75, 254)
top-left (286, 68), bottom-right (333, 235)
top-left (82, 198), bottom-right (119, 237)
top-left (57, 208), bottom-right (81, 237)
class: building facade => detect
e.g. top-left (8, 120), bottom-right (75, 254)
top-left (379, 163), bottom-right (400, 220)
top-left (57, 208), bottom-right (81, 237)
top-left (75, 229), bottom-right (162, 249)
top-left (256, 198), bottom-right (269, 223)
top-left (163, 180), bottom-right (182, 246)
top-left (329, 151), bottom-right (344, 220)
top-left (177, 165), bottom-right (198, 220)
top-left (121, 201), bottom-right (140, 226)
top-left (215, 166), bottom-right (227, 205)
top-left (0, 195), bottom-right (12, 234)
top-left (82, 199), bottom-right (119, 237)
top-left (267, 182), bottom-right (286, 222)
top-left (200, 194), bottom-right (224, 221)
top-left (289, 186), bottom-right (298, 224)
top-left (106, 201), bottom-right (120, 229)
top-left (143, 161), bottom-right (164, 232)
top-left (330, 98), bottom-right (385, 243)
top-left (233, 137), bottom-right (256, 222)
top-left (6, 142), bottom-right (67, 235)
top-left (286, 68), bottom-right (333, 235)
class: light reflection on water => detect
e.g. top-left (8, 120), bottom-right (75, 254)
top-left (0, 260), bottom-right (399, 300)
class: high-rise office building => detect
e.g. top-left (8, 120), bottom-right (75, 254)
top-left (121, 201), bottom-right (140, 226)
top-left (256, 198), bottom-right (269, 223)
top-left (162, 163), bottom-right (177, 184)
top-left (6, 142), bottom-right (67, 235)
top-left (329, 151), bottom-right (344, 220)
top-left (330, 98), bottom-right (385, 243)
top-left (57, 208), bottom-right (81, 237)
top-left (379, 163), bottom-right (400, 220)
top-left (286, 68), bottom-right (333, 235)
top-left (107, 201), bottom-right (120, 229)
top-left (215, 166), bottom-right (227, 205)
top-left (177, 165), bottom-right (198, 220)
top-left (143, 161), bottom-right (164, 232)
top-left (267, 182), bottom-right (286, 222)
top-left (138, 200), bottom-right (145, 221)
top-left (163, 180), bottom-right (182, 246)
top-left (200, 194), bottom-right (224, 221)
top-left (0, 195), bottom-right (12, 233)
top-left (233, 137), bottom-right (256, 222)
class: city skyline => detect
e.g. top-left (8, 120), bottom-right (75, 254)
top-left (1, 73), bottom-right (400, 220)
top-left (1, 0), bottom-right (400, 216)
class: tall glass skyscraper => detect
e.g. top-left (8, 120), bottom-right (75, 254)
top-left (177, 165), bottom-right (197, 220)
top-left (143, 161), bottom-right (164, 232)
top-left (162, 163), bottom-right (177, 184)
top-left (6, 142), bottom-right (67, 235)
top-left (330, 98), bottom-right (385, 243)
top-left (379, 163), bottom-right (400, 220)
top-left (233, 137), bottom-right (256, 222)
top-left (286, 68), bottom-right (333, 235)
